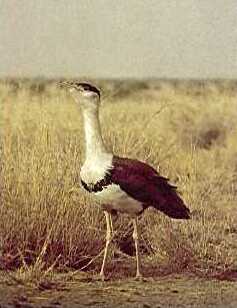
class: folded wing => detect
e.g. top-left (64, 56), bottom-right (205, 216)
top-left (110, 156), bottom-right (190, 219)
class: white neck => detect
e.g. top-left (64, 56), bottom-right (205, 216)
top-left (82, 106), bottom-right (107, 160)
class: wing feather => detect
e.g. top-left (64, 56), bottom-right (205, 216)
top-left (110, 156), bottom-right (190, 219)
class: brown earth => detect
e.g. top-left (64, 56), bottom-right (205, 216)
top-left (1, 274), bottom-right (237, 308)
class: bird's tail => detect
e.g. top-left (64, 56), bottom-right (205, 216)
top-left (158, 193), bottom-right (191, 219)
top-left (152, 177), bottom-right (191, 219)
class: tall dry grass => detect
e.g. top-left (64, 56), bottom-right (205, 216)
top-left (0, 79), bottom-right (237, 280)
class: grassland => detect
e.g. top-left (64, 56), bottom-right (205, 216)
top-left (0, 78), bottom-right (237, 289)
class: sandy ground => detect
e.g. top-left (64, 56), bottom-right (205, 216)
top-left (1, 274), bottom-right (237, 308)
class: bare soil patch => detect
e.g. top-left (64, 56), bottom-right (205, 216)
top-left (1, 274), bottom-right (237, 308)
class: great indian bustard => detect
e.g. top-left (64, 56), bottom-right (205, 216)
top-left (60, 81), bottom-right (190, 281)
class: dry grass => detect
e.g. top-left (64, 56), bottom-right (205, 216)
top-left (0, 78), bottom-right (237, 282)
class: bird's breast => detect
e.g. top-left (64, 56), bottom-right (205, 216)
top-left (95, 184), bottom-right (143, 215)
top-left (80, 155), bottom-right (143, 215)
top-left (80, 153), bottom-right (113, 184)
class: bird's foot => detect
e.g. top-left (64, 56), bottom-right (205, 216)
top-left (91, 271), bottom-right (108, 282)
top-left (134, 273), bottom-right (146, 282)
top-left (99, 271), bottom-right (108, 282)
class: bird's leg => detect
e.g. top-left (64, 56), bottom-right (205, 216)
top-left (109, 212), bottom-right (114, 236)
top-left (132, 217), bottom-right (143, 280)
top-left (100, 211), bottom-right (112, 281)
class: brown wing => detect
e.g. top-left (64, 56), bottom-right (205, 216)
top-left (110, 156), bottom-right (190, 219)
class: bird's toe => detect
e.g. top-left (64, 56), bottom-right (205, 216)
top-left (134, 274), bottom-right (146, 282)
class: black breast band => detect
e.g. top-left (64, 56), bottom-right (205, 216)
top-left (81, 173), bottom-right (112, 193)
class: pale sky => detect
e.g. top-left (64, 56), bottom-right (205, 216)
top-left (0, 0), bottom-right (237, 79)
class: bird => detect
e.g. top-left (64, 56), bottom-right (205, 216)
top-left (60, 81), bottom-right (190, 281)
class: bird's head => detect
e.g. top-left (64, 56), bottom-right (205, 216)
top-left (60, 81), bottom-right (101, 110)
